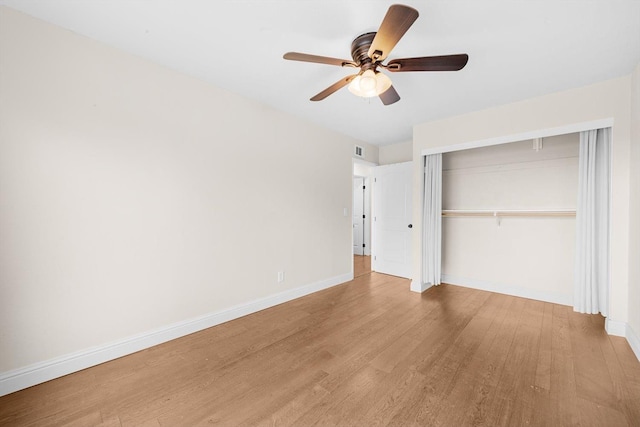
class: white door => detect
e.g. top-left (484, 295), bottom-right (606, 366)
top-left (362, 177), bottom-right (371, 256)
top-left (353, 177), bottom-right (365, 255)
top-left (372, 162), bottom-right (413, 278)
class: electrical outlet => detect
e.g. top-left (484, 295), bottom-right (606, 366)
top-left (277, 271), bottom-right (285, 283)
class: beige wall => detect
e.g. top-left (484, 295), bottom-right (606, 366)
top-left (0, 6), bottom-right (377, 376)
top-left (413, 75), bottom-right (633, 327)
top-left (629, 63), bottom-right (640, 345)
top-left (379, 140), bottom-right (412, 165)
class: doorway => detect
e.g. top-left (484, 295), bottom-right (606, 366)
top-left (353, 160), bottom-right (374, 277)
top-left (353, 176), bottom-right (371, 277)
top-left (353, 177), bottom-right (366, 255)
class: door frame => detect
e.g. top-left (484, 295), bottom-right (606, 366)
top-left (352, 176), bottom-right (371, 256)
top-left (352, 159), bottom-right (377, 275)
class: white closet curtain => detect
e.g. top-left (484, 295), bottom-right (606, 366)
top-left (574, 128), bottom-right (611, 316)
top-left (423, 154), bottom-right (442, 286)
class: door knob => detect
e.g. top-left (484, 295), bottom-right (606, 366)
top-left (408, 224), bottom-right (413, 228)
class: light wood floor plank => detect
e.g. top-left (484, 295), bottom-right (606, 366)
top-left (436, 293), bottom-right (519, 426)
top-left (353, 254), bottom-right (371, 278)
top-left (549, 303), bottom-right (581, 426)
top-left (1, 267), bottom-right (640, 426)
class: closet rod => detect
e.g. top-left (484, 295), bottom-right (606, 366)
top-left (442, 210), bottom-right (576, 218)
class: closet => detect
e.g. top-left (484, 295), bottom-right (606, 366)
top-left (440, 133), bottom-right (579, 305)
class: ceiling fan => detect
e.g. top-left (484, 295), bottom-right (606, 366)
top-left (283, 4), bottom-right (468, 105)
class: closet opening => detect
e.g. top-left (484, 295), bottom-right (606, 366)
top-left (440, 134), bottom-right (579, 305)
top-left (419, 118), bottom-right (614, 318)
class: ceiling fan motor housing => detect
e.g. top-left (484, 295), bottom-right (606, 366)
top-left (351, 32), bottom-right (377, 70)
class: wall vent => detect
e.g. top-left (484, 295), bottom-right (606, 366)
top-left (354, 145), bottom-right (364, 158)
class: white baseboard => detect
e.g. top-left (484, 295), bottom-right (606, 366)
top-left (605, 318), bottom-right (627, 337)
top-left (0, 272), bottom-right (352, 397)
top-left (625, 324), bottom-right (640, 362)
top-left (604, 319), bottom-right (640, 363)
top-left (410, 280), bottom-right (434, 293)
top-left (441, 274), bottom-right (573, 306)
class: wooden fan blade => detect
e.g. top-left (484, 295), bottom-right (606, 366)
top-left (310, 74), bottom-right (358, 101)
top-left (368, 5), bottom-right (419, 62)
top-left (379, 85), bottom-right (400, 105)
top-left (283, 52), bottom-right (356, 67)
top-left (387, 54), bottom-right (469, 72)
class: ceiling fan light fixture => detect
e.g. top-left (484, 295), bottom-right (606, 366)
top-left (348, 70), bottom-right (392, 98)
top-left (284, 5), bottom-right (468, 104)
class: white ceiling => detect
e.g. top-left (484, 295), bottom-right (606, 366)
top-left (2, 0), bottom-right (639, 146)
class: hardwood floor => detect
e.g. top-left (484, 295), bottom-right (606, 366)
top-left (2, 272), bottom-right (640, 426)
top-left (353, 254), bottom-right (371, 278)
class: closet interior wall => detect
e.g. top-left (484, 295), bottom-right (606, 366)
top-left (441, 133), bottom-right (579, 305)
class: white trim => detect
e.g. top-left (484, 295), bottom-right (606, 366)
top-left (605, 318), bottom-right (627, 337)
top-left (421, 118), bottom-right (615, 156)
top-left (626, 324), bottom-right (640, 362)
top-left (410, 280), bottom-right (433, 293)
top-left (441, 274), bottom-right (573, 306)
top-left (0, 272), bottom-right (352, 397)
top-left (352, 158), bottom-right (378, 168)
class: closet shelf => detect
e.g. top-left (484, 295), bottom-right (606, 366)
top-left (442, 209), bottom-right (576, 218)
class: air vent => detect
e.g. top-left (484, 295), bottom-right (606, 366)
top-left (354, 145), bottom-right (364, 158)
